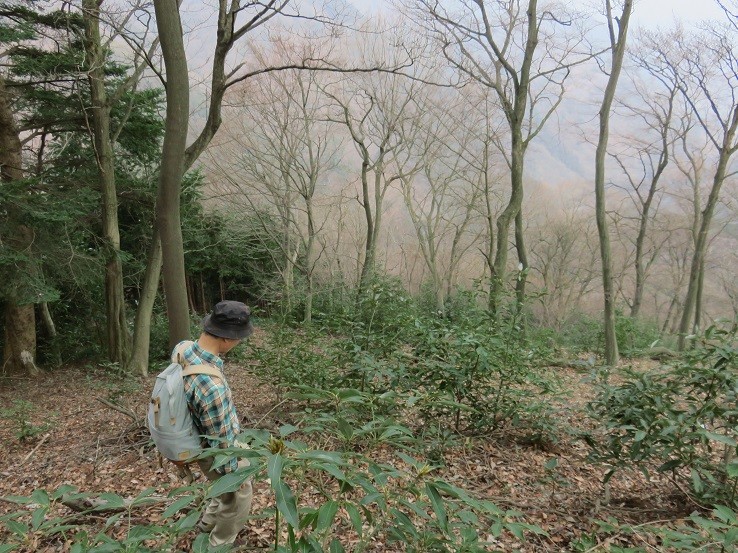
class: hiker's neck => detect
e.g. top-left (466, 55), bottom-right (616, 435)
top-left (197, 333), bottom-right (225, 357)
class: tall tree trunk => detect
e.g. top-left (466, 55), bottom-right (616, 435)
top-left (358, 160), bottom-right (375, 293)
top-left (678, 141), bottom-right (736, 349)
top-left (694, 260), bottom-right (705, 333)
top-left (129, 233), bottom-right (162, 376)
top-left (304, 201), bottom-right (316, 324)
top-left (491, 126), bottom-right (525, 315)
top-left (483, 155), bottom-right (496, 311)
top-left (514, 209), bottom-right (529, 314)
top-left (83, 0), bottom-right (129, 365)
top-left (39, 302), bottom-right (57, 338)
top-left (594, 0), bottom-right (633, 366)
top-left (0, 78), bottom-right (38, 376)
top-left (154, 0), bottom-right (191, 349)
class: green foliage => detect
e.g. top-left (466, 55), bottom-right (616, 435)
top-left (0, 400), bottom-right (53, 441)
top-left (406, 304), bottom-right (559, 438)
top-left (557, 312), bottom-right (662, 358)
top-left (181, 176), bottom-right (284, 314)
top-left (586, 324), bottom-right (738, 507)
top-left (570, 508), bottom-right (738, 552)
top-left (244, 323), bottom-right (342, 400)
top-left (0, 426), bottom-right (545, 552)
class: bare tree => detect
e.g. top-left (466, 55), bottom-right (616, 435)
top-left (410, 0), bottom-right (593, 314)
top-left (609, 45), bottom-right (681, 318)
top-left (206, 41), bottom-right (341, 322)
top-left (150, 1), bottom-right (413, 347)
top-left (593, 0), bottom-right (633, 366)
top-left (641, 18), bottom-right (738, 349)
top-left (528, 205), bottom-right (599, 330)
top-left (396, 89), bottom-right (482, 313)
top-left (323, 49), bottom-right (422, 294)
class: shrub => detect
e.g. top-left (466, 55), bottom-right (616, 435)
top-left (557, 311), bottom-right (662, 358)
top-left (405, 308), bottom-right (559, 438)
top-left (585, 323), bottom-right (738, 507)
top-left (0, 426), bottom-right (545, 552)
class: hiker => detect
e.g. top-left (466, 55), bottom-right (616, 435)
top-left (170, 300), bottom-right (255, 548)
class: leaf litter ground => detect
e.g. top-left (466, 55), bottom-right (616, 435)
top-left (0, 336), bottom-right (697, 552)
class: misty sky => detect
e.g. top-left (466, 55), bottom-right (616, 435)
top-left (351, 0), bottom-right (729, 26)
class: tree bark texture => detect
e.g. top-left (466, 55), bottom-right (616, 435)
top-left (0, 78), bottom-right (37, 375)
top-left (83, 0), bottom-right (130, 365)
top-left (154, 0), bottom-right (191, 348)
top-left (594, 0), bottom-right (634, 366)
top-left (514, 208), bottom-right (529, 315)
top-left (129, 232), bottom-right (163, 376)
top-left (678, 142), bottom-right (737, 348)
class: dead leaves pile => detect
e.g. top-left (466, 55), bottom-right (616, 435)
top-left (0, 354), bottom-right (694, 552)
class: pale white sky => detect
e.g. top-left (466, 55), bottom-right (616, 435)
top-left (633, 0), bottom-right (727, 26)
top-left (351, 0), bottom-right (729, 27)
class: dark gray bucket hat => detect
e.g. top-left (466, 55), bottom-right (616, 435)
top-left (202, 300), bottom-right (254, 340)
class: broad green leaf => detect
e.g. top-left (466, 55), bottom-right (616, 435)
top-left (126, 525), bottom-right (161, 542)
top-left (192, 533), bottom-right (210, 553)
top-left (279, 424), bottom-right (300, 437)
top-left (104, 512), bottom-right (124, 530)
top-left (30, 489), bottom-right (50, 506)
top-left (315, 463), bottom-right (347, 482)
top-left (425, 483), bottom-right (448, 532)
top-left (273, 481), bottom-right (299, 528)
top-left (345, 503), bottom-right (363, 537)
top-left (727, 461), bottom-right (738, 479)
top-left (267, 453), bottom-right (285, 484)
top-left (691, 469), bottom-right (703, 494)
top-left (174, 509), bottom-right (200, 531)
top-left (705, 432), bottom-right (737, 446)
top-left (51, 485), bottom-right (78, 500)
top-left (94, 493), bottom-right (126, 511)
top-left (544, 458), bottom-right (559, 470)
top-left (132, 487), bottom-right (159, 506)
top-left (713, 505), bottom-right (737, 523)
top-left (329, 539), bottom-right (346, 553)
top-left (205, 464), bottom-right (260, 500)
top-left (298, 509), bottom-right (318, 531)
top-left (316, 500), bottom-right (339, 532)
top-left (0, 495), bottom-right (33, 505)
top-left (336, 417), bottom-right (353, 441)
top-left (161, 495), bottom-right (197, 520)
top-left (0, 545), bottom-right (17, 553)
top-left (6, 521), bottom-right (28, 536)
top-left (294, 450), bottom-right (343, 465)
top-left (31, 506), bottom-right (47, 530)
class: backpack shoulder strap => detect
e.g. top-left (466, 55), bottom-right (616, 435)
top-left (181, 364), bottom-right (223, 378)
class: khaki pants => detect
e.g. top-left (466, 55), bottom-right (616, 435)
top-left (197, 457), bottom-right (253, 547)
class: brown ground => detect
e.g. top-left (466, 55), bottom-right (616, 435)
top-left (0, 344), bottom-right (696, 552)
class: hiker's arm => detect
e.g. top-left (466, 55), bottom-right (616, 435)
top-left (195, 381), bottom-right (239, 474)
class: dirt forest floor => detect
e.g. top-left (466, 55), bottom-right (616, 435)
top-left (0, 335), bottom-right (697, 552)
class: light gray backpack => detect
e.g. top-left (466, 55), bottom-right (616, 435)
top-left (147, 355), bottom-right (222, 463)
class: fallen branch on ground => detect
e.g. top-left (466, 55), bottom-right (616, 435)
top-left (20, 433), bottom-right (50, 466)
top-left (96, 397), bottom-right (139, 422)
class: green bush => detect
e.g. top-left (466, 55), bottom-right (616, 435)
top-left (557, 311), bottom-right (662, 358)
top-left (0, 426), bottom-right (545, 552)
top-left (405, 308), bottom-right (559, 439)
top-left (585, 323), bottom-right (738, 507)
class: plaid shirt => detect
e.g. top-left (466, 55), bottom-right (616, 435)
top-left (177, 340), bottom-right (241, 474)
